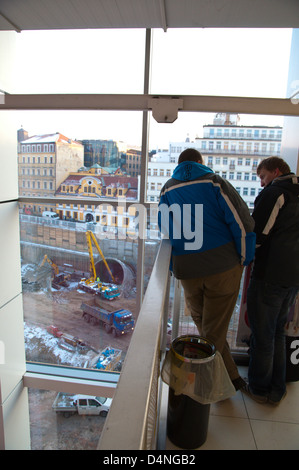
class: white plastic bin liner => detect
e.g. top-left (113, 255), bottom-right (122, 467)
top-left (161, 336), bottom-right (236, 404)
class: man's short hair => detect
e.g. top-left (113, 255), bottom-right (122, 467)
top-left (257, 157), bottom-right (291, 175)
top-left (178, 148), bottom-right (203, 164)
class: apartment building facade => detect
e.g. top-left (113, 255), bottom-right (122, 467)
top-left (55, 165), bottom-right (138, 227)
top-left (18, 132), bottom-right (84, 215)
top-left (147, 114), bottom-right (282, 208)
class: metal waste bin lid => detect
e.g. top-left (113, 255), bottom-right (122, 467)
top-left (171, 335), bottom-right (216, 364)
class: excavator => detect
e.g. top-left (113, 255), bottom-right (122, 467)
top-left (78, 231), bottom-right (120, 300)
top-left (39, 254), bottom-right (70, 289)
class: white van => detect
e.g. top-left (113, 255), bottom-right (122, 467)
top-left (42, 211), bottom-right (59, 219)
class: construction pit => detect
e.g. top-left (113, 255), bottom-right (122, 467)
top-left (22, 255), bottom-right (137, 365)
top-left (22, 256), bottom-right (139, 450)
top-left (19, 220), bottom-right (161, 448)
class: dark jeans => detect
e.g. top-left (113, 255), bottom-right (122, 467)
top-left (247, 278), bottom-right (298, 402)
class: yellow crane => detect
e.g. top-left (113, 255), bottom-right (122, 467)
top-left (39, 254), bottom-right (70, 288)
top-left (85, 230), bottom-right (116, 284)
top-left (40, 254), bottom-right (59, 276)
top-left (78, 231), bottom-right (120, 300)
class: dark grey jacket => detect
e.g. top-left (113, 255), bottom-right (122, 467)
top-left (251, 173), bottom-right (299, 286)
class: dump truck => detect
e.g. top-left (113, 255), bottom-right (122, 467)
top-left (52, 393), bottom-right (112, 418)
top-left (80, 299), bottom-right (134, 337)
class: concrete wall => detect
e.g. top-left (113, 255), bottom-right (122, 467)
top-left (20, 220), bottom-right (160, 278)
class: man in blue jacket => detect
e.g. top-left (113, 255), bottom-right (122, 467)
top-left (158, 148), bottom-right (256, 390)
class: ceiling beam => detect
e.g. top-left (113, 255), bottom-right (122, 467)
top-left (2, 93), bottom-right (299, 118)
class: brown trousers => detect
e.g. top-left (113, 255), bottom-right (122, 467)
top-left (181, 264), bottom-right (243, 381)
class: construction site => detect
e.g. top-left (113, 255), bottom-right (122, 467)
top-left (20, 217), bottom-right (161, 449)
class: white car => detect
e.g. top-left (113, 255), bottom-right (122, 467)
top-left (73, 395), bottom-right (112, 416)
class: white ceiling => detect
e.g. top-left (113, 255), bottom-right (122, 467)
top-left (0, 0), bottom-right (299, 32)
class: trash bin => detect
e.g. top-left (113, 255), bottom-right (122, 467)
top-left (163, 335), bottom-right (216, 449)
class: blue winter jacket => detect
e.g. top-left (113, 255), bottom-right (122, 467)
top-left (158, 161), bottom-right (256, 279)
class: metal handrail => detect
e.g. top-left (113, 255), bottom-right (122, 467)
top-left (98, 238), bottom-right (172, 450)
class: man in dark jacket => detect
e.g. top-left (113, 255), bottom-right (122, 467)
top-left (245, 157), bottom-right (299, 405)
top-left (158, 148), bottom-right (256, 391)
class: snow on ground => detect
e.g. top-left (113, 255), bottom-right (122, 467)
top-left (24, 323), bottom-right (96, 368)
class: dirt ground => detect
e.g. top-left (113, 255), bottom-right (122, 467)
top-left (22, 277), bottom-right (138, 450)
top-left (23, 285), bottom-right (136, 360)
top-left (28, 388), bottom-right (107, 450)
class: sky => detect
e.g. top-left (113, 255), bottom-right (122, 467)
top-left (13, 28), bottom-right (293, 149)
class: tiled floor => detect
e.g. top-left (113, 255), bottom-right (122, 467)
top-left (163, 366), bottom-right (299, 450)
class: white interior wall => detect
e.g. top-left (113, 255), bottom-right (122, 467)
top-left (0, 31), bottom-right (30, 450)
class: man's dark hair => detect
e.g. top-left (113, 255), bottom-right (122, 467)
top-left (178, 148), bottom-right (203, 164)
top-left (257, 157), bottom-right (291, 175)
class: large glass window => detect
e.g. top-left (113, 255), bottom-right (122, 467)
top-left (18, 110), bottom-right (150, 370)
top-left (14, 29), bottom-right (145, 94)
top-left (151, 28), bottom-right (292, 98)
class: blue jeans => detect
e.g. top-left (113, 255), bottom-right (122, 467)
top-left (247, 278), bottom-right (298, 402)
